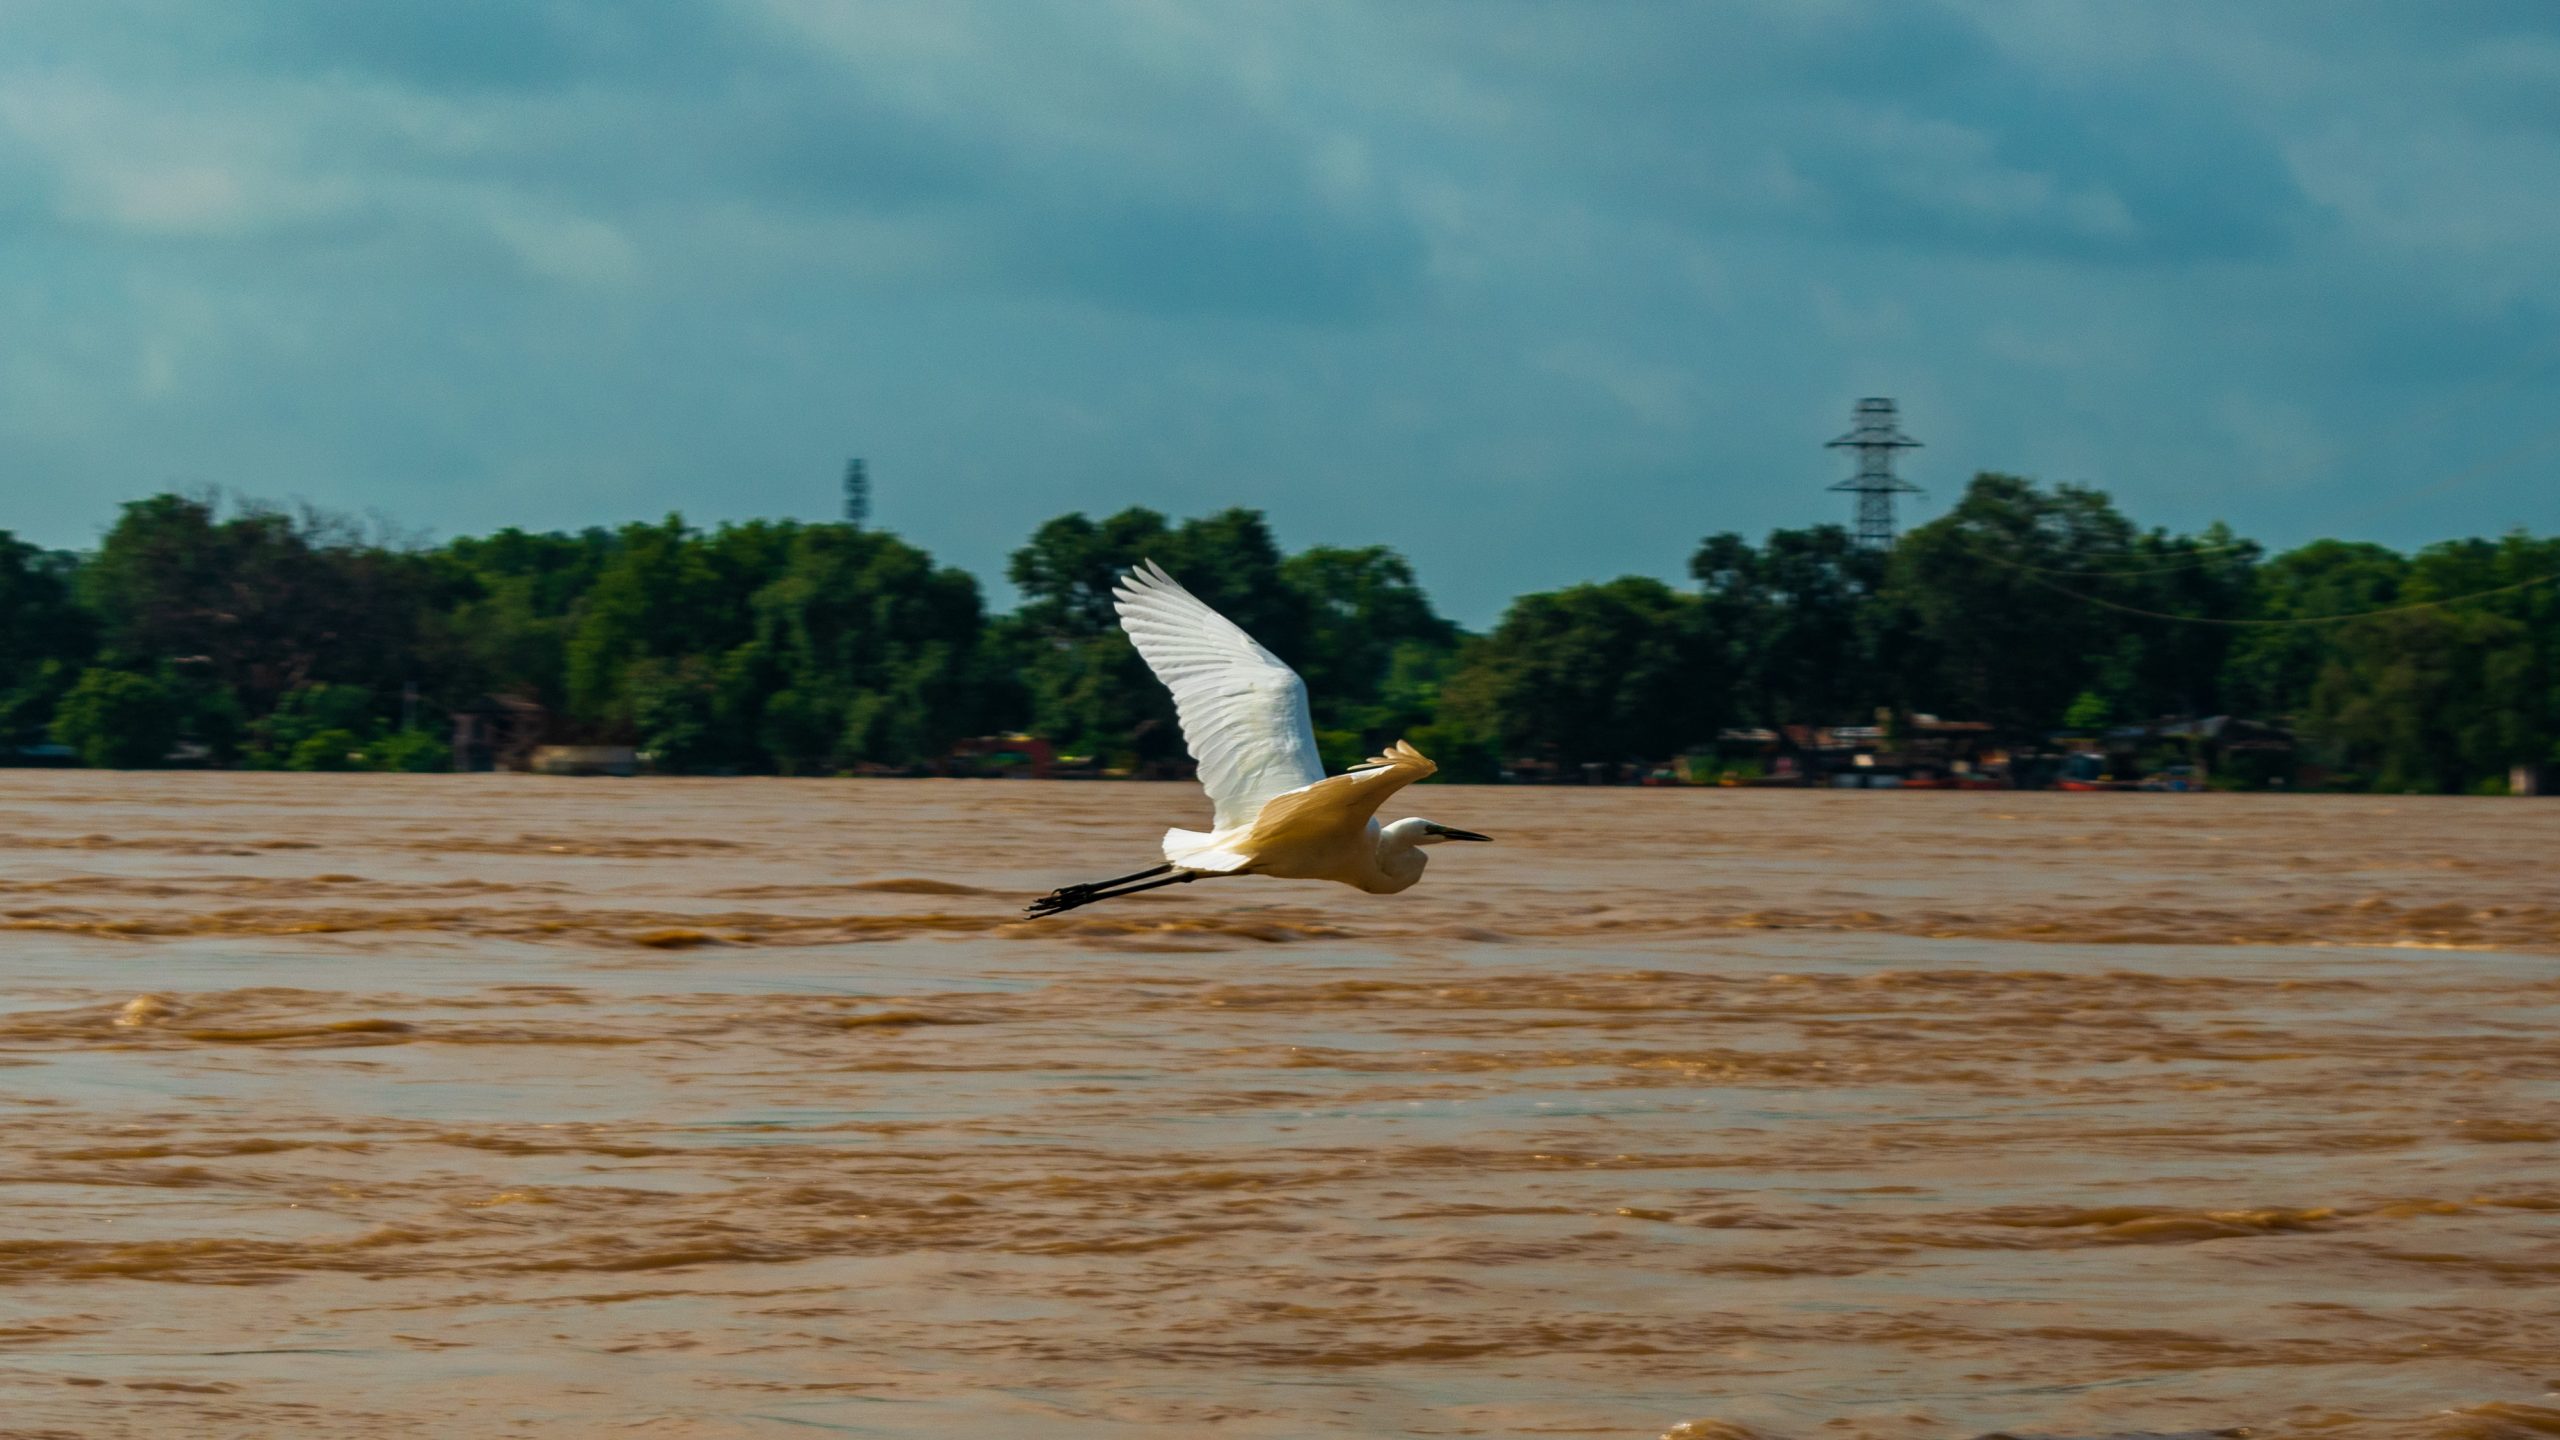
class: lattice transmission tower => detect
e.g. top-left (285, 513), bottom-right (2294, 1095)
top-left (842, 457), bottom-right (870, 528)
top-left (1826, 398), bottom-right (1921, 550)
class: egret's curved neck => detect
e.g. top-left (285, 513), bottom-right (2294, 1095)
top-left (1371, 818), bottom-right (1432, 891)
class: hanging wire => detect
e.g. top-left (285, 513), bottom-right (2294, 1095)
top-left (1950, 540), bottom-right (2262, 580)
top-left (2015, 569), bottom-right (2557, 628)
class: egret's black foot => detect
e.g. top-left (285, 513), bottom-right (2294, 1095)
top-left (1027, 864), bottom-right (1176, 918)
top-left (1026, 885), bottom-right (1099, 917)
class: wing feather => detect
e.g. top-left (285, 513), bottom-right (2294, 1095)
top-left (1113, 560), bottom-right (1326, 831)
top-left (1245, 740), bottom-right (1438, 843)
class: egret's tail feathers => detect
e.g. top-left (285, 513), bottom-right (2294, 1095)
top-left (1350, 739), bottom-right (1437, 779)
top-left (1162, 828), bottom-right (1254, 873)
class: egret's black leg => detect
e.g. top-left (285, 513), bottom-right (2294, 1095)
top-left (1026, 863), bottom-right (1172, 917)
top-left (1085, 863), bottom-right (1175, 891)
top-left (1026, 867), bottom-right (1220, 917)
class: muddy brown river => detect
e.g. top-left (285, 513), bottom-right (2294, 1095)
top-left (0, 774), bottom-right (2555, 1438)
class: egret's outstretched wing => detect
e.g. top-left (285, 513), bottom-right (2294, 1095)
top-left (1245, 740), bottom-right (1437, 844)
top-left (1114, 560), bottom-right (1325, 831)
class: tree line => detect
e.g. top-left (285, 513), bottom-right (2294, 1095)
top-left (1, 476), bottom-right (2553, 792)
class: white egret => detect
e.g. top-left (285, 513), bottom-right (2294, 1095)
top-left (1028, 561), bottom-right (1490, 917)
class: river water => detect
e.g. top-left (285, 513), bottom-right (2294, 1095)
top-left (1, 774), bottom-right (2555, 1438)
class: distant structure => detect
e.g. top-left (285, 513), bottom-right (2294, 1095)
top-left (842, 457), bottom-right (870, 527)
top-left (1826, 398), bottom-right (1922, 550)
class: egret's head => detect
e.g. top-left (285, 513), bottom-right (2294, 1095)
top-left (1396, 818), bottom-right (1492, 847)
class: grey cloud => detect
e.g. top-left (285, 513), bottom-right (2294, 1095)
top-left (0, 0), bottom-right (2552, 622)
top-left (238, 0), bottom-right (757, 92)
top-left (985, 190), bottom-right (1426, 323)
top-left (1383, 1), bottom-right (2321, 264)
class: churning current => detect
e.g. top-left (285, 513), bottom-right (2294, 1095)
top-left (1, 773), bottom-right (2556, 1438)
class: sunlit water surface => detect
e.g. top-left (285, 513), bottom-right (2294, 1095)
top-left (1, 774), bottom-right (2556, 1438)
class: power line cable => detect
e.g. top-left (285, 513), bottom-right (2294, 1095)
top-left (2016, 569), bottom-right (2557, 628)
top-left (1953, 541), bottom-right (2261, 580)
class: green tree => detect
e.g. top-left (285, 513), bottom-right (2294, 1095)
top-left (0, 533), bottom-right (96, 747)
top-left (1443, 577), bottom-right (1724, 767)
top-left (1692, 524), bottom-right (1885, 725)
top-left (2221, 540), bottom-right (2407, 720)
top-left (252, 684), bottom-right (379, 768)
top-left (627, 654), bottom-right (755, 773)
top-left (1155, 510), bottom-right (1311, 663)
top-left (52, 668), bottom-right (184, 768)
top-left (79, 493), bottom-right (440, 719)
top-left (1279, 545), bottom-right (1459, 735)
top-left (2285, 532), bottom-right (2560, 790)
top-left (563, 516), bottom-right (780, 730)
top-left (19, 478), bottom-right (2551, 792)
top-left (362, 729), bottom-right (452, 772)
top-left (749, 524), bottom-right (990, 771)
top-left (2063, 690), bottom-right (2114, 730)
top-left (432, 525), bottom-right (620, 709)
top-left (1009, 508), bottom-right (1173, 635)
top-left (2309, 609), bottom-right (2533, 792)
top-left (1882, 475), bottom-right (2131, 729)
top-left (1881, 474), bottom-right (2253, 731)
top-left (286, 728), bottom-right (366, 771)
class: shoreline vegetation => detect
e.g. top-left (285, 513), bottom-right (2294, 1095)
top-left (3, 476), bottom-right (2554, 794)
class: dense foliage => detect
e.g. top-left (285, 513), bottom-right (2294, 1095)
top-left (2, 479), bottom-right (2553, 791)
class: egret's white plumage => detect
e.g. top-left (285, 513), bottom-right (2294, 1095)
top-left (1027, 561), bottom-right (1489, 916)
top-left (1112, 559), bottom-right (1324, 834)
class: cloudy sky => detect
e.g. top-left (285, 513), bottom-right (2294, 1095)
top-left (3, 1), bottom-right (2555, 622)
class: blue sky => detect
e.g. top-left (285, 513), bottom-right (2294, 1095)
top-left (3, 1), bottom-right (2556, 623)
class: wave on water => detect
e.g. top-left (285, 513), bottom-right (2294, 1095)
top-left (5, 894), bottom-right (2554, 952)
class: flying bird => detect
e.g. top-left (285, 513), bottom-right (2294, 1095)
top-left (1028, 561), bottom-right (1490, 917)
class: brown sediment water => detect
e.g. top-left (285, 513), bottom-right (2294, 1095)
top-left (0, 773), bottom-right (2555, 1438)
